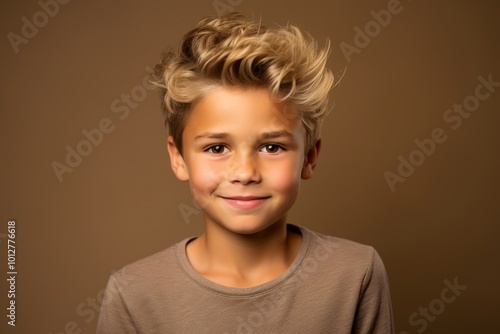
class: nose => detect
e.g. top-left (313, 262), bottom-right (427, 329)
top-left (228, 152), bottom-right (261, 185)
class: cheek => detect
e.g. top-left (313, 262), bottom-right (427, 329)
top-left (187, 164), bottom-right (220, 210)
top-left (265, 158), bottom-right (302, 193)
top-left (188, 160), bottom-right (225, 194)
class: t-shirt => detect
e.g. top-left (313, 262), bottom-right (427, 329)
top-left (97, 224), bottom-right (394, 333)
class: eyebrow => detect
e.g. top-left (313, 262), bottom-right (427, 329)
top-left (260, 130), bottom-right (294, 139)
top-left (194, 130), bottom-right (293, 141)
top-left (194, 132), bottom-right (229, 141)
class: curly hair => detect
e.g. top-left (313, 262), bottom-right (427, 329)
top-left (150, 12), bottom-right (334, 153)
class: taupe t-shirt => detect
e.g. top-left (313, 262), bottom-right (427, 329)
top-left (97, 225), bottom-right (394, 333)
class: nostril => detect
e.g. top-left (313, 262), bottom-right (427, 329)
top-left (228, 163), bottom-right (261, 184)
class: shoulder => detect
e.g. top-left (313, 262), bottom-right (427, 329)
top-left (108, 237), bottom-right (191, 290)
top-left (303, 226), bottom-right (378, 262)
top-left (297, 225), bottom-right (388, 284)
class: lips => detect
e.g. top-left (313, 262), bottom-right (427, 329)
top-left (219, 195), bottom-right (270, 210)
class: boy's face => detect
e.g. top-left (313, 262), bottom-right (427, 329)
top-left (168, 87), bottom-right (319, 235)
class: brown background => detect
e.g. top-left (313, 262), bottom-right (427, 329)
top-left (1, 0), bottom-right (499, 333)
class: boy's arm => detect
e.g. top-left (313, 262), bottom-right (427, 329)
top-left (352, 247), bottom-right (395, 334)
top-left (96, 274), bottom-right (138, 334)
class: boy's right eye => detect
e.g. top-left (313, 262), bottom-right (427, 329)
top-left (205, 145), bottom-right (228, 154)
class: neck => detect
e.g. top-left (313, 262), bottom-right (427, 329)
top-left (187, 219), bottom-right (302, 288)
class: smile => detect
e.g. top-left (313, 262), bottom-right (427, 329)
top-left (219, 196), bottom-right (271, 210)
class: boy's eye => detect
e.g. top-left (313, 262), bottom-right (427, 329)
top-left (206, 145), bottom-right (228, 154)
top-left (260, 144), bottom-right (283, 154)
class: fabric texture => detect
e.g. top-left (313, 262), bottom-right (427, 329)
top-left (97, 225), bottom-right (394, 333)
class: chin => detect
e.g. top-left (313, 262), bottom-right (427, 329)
top-left (222, 222), bottom-right (270, 235)
top-left (211, 215), bottom-right (286, 236)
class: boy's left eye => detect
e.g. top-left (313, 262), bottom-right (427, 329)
top-left (205, 145), bottom-right (228, 154)
top-left (260, 144), bottom-right (283, 154)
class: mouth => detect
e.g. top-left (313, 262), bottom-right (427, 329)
top-left (218, 195), bottom-right (271, 210)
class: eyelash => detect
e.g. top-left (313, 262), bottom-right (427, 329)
top-left (259, 144), bottom-right (284, 154)
top-left (205, 144), bottom-right (228, 154)
top-left (204, 144), bottom-right (285, 155)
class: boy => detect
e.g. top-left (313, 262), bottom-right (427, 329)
top-left (97, 13), bottom-right (394, 333)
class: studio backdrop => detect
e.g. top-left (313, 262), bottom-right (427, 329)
top-left (1, 0), bottom-right (499, 333)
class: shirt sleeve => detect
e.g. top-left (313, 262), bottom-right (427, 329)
top-left (96, 274), bottom-right (139, 334)
top-left (352, 247), bottom-right (395, 334)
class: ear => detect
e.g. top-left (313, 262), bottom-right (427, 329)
top-left (167, 136), bottom-right (189, 181)
top-left (301, 139), bottom-right (321, 180)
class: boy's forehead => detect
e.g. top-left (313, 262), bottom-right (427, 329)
top-left (190, 87), bottom-right (299, 125)
top-left (181, 87), bottom-right (305, 143)
top-left (270, 102), bottom-right (300, 127)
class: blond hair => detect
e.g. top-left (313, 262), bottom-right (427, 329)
top-left (151, 13), bottom-right (334, 153)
